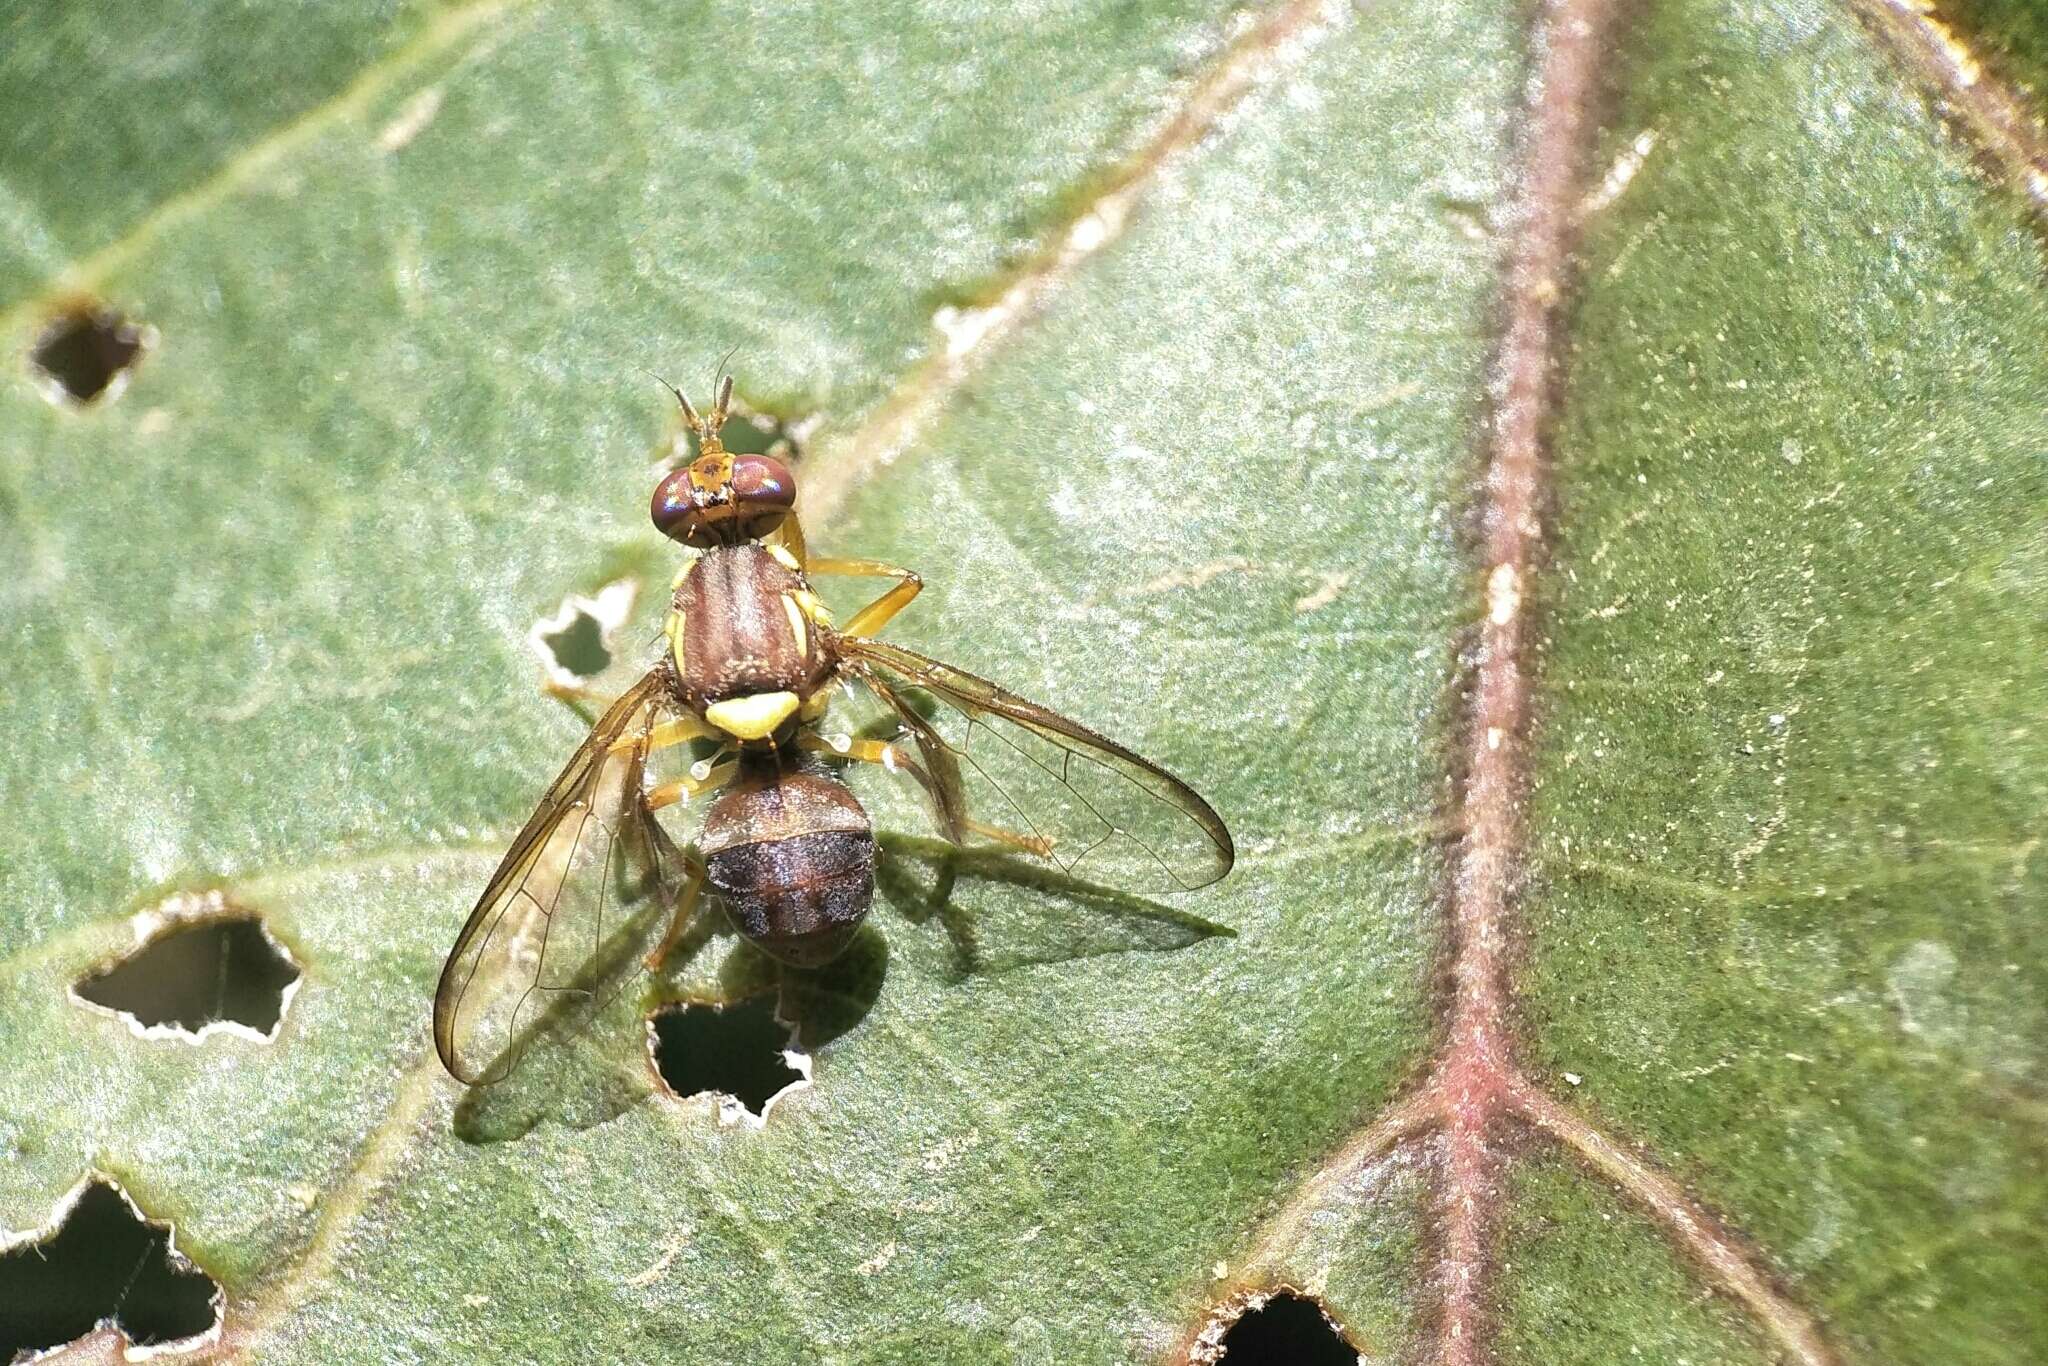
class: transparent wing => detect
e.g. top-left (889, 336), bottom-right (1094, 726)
top-left (433, 673), bottom-right (688, 1085)
top-left (833, 637), bottom-right (1234, 893)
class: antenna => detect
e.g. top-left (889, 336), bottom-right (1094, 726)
top-left (710, 373), bottom-right (734, 431)
top-left (708, 342), bottom-right (741, 391)
top-left (643, 368), bottom-right (703, 435)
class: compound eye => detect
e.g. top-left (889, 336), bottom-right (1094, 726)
top-left (729, 453), bottom-right (794, 511)
top-left (728, 453), bottom-right (796, 535)
top-left (650, 466), bottom-right (707, 543)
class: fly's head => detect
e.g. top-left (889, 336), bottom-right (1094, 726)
top-left (648, 374), bottom-right (796, 548)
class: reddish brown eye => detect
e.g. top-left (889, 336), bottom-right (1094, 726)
top-left (652, 452), bottom-right (795, 546)
top-left (650, 466), bottom-right (706, 542)
top-left (730, 454), bottom-right (795, 516)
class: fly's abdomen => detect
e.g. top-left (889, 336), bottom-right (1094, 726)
top-left (701, 769), bottom-right (874, 967)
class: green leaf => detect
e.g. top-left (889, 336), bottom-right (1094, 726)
top-left (1521, 2), bottom-right (2048, 1358)
top-left (2, 0), bottom-right (2042, 1361)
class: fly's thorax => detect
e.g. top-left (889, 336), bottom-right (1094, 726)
top-left (701, 767), bottom-right (874, 968)
top-left (667, 543), bottom-right (837, 743)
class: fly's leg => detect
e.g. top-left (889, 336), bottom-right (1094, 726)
top-left (643, 758), bottom-right (738, 811)
top-left (764, 511), bottom-right (810, 567)
top-left (646, 852), bottom-right (708, 971)
top-left (961, 818), bottom-right (1055, 859)
top-left (806, 556), bottom-right (923, 638)
top-left (797, 733), bottom-right (1054, 858)
top-left (542, 676), bottom-right (616, 721)
top-left (612, 713), bottom-right (718, 761)
top-left (543, 678), bottom-right (614, 705)
top-left (796, 733), bottom-right (897, 766)
top-left (606, 725), bottom-right (732, 972)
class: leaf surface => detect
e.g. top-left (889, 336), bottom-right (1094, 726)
top-left (0, 0), bottom-right (2042, 1361)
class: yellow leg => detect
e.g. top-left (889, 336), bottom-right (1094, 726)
top-left (797, 732), bottom-right (899, 766)
top-left (765, 511), bottom-right (810, 567)
top-left (799, 732), bottom-right (1055, 859)
top-left (543, 676), bottom-right (610, 703)
top-left (611, 713), bottom-right (716, 758)
top-left (807, 556), bottom-right (923, 638)
top-left (962, 818), bottom-right (1055, 858)
top-left (542, 676), bottom-right (616, 721)
top-left (644, 759), bottom-right (738, 812)
top-left (646, 853), bottom-right (708, 970)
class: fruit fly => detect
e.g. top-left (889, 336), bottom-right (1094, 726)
top-left (434, 377), bottom-right (1234, 1084)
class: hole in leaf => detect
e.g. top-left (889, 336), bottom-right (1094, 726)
top-left (73, 911), bottom-right (302, 1041)
top-left (530, 578), bottom-right (639, 687)
top-left (648, 995), bottom-right (809, 1123)
top-left (1208, 1290), bottom-right (1356, 1365)
top-left (0, 1177), bottom-right (221, 1360)
top-left (542, 609), bottom-right (612, 677)
top-left (28, 303), bottom-right (152, 405)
